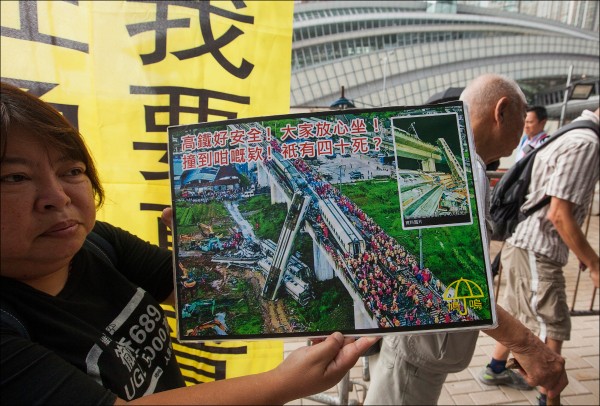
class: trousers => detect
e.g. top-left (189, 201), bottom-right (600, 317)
top-left (364, 330), bottom-right (478, 405)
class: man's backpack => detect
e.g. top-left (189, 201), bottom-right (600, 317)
top-left (490, 119), bottom-right (599, 241)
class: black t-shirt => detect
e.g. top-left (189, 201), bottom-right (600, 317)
top-left (0, 221), bottom-right (185, 405)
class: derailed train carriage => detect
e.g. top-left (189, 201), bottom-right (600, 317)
top-left (267, 149), bottom-right (308, 193)
top-left (318, 198), bottom-right (366, 258)
top-left (258, 240), bottom-right (314, 306)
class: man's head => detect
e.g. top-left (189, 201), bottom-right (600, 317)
top-left (524, 106), bottom-right (548, 139)
top-left (460, 74), bottom-right (527, 164)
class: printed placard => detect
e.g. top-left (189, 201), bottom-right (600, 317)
top-left (168, 102), bottom-right (496, 341)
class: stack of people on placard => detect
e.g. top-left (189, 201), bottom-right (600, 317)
top-left (282, 156), bottom-right (467, 328)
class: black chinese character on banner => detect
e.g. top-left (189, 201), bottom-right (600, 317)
top-left (1, 1), bottom-right (88, 53)
top-left (131, 85), bottom-right (250, 133)
top-left (126, 1), bottom-right (254, 78)
top-left (132, 85), bottom-right (250, 248)
top-left (125, 1), bottom-right (190, 65)
top-left (182, 343), bottom-right (248, 382)
top-left (130, 85), bottom-right (249, 180)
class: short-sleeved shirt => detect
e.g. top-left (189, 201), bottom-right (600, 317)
top-left (515, 131), bottom-right (549, 162)
top-left (508, 110), bottom-right (599, 265)
top-left (1, 221), bottom-right (184, 405)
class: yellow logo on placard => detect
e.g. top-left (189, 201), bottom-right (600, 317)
top-left (443, 278), bottom-right (484, 316)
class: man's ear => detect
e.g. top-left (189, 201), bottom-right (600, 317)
top-left (494, 96), bottom-right (509, 125)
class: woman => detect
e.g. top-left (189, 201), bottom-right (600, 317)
top-left (0, 82), bottom-right (379, 405)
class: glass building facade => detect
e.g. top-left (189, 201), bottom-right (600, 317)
top-left (290, 0), bottom-right (599, 117)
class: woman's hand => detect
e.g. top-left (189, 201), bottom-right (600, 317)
top-left (161, 207), bottom-right (173, 230)
top-left (269, 333), bottom-right (380, 402)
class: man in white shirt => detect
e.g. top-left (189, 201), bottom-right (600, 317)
top-left (515, 106), bottom-right (549, 162)
top-left (480, 108), bottom-right (599, 406)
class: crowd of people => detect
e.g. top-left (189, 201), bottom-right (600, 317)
top-left (280, 152), bottom-right (469, 329)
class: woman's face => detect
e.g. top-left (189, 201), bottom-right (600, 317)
top-left (0, 126), bottom-right (96, 278)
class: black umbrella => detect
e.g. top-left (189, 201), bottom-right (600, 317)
top-left (426, 87), bottom-right (464, 104)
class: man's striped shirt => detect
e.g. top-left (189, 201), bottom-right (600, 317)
top-left (508, 110), bottom-right (599, 265)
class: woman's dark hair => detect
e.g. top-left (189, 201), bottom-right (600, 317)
top-left (0, 81), bottom-right (104, 206)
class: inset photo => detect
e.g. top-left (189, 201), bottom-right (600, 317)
top-left (392, 113), bottom-right (472, 229)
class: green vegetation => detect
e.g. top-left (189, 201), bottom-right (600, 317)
top-left (285, 278), bottom-right (354, 331)
top-left (238, 195), bottom-right (287, 242)
top-left (228, 279), bottom-right (263, 334)
top-left (343, 180), bottom-right (402, 226)
top-left (293, 233), bottom-right (315, 269)
top-left (175, 200), bottom-right (233, 235)
top-left (180, 270), bottom-right (264, 336)
top-left (238, 173), bottom-right (251, 189)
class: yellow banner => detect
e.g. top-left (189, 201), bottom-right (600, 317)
top-left (162, 305), bottom-right (282, 385)
top-left (1, 0), bottom-right (291, 382)
top-left (1, 0), bottom-right (293, 245)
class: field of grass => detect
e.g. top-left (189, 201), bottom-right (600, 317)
top-left (175, 200), bottom-right (234, 235)
top-left (285, 277), bottom-right (354, 331)
top-left (238, 195), bottom-right (286, 242)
